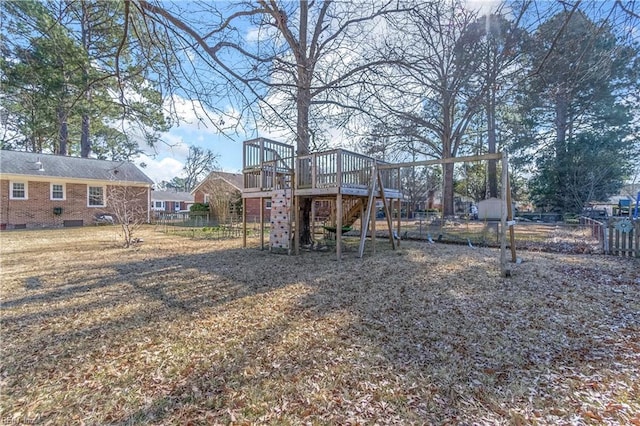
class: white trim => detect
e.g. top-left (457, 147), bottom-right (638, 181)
top-left (50, 183), bottom-right (66, 200)
top-left (9, 181), bottom-right (28, 200)
top-left (87, 185), bottom-right (106, 207)
top-left (0, 173), bottom-right (151, 187)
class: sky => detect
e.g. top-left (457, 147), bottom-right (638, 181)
top-left (5, 0), bottom-right (635, 186)
top-left (133, 0), bottom-right (504, 185)
top-left (134, 113), bottom-right (246, 184)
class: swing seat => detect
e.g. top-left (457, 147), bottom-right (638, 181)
top-left (322, 225), bottom-right (352, 233)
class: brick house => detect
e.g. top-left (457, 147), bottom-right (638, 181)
top-left (151, 191), bottom-right (194, 213)
top-left (0, 150), bottom-right (153, 230)
top-left (192, 171), bottom-right (270, 222)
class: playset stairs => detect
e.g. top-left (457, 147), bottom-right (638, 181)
top-left (323, 198), bottom-right (363, 234)
top-left (342, 198), bottom-right (364, 228)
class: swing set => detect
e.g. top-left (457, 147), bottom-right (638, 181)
top-left (241, 138), bottom-right (517, 277)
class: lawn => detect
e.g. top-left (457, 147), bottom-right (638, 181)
top-left (1, 226), bottom-right (639, 425)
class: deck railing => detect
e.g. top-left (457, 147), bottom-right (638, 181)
top-left (296, 149), bottom-right (400, 192)
top-left (243, 140), bottom-right (401, 195)
top-left (243, 138), bottom-right (294, 170)
top-left (243, 138), bottom-right (294, 192)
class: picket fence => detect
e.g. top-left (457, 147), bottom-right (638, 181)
top-left (582, 217), bottom-right (639, 258)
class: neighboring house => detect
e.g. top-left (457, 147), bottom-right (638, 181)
top-left (589, 184), bottom-right (640, 216)
top-left (192, 171), bottom-right (271, 222)
top-left (609, 183), bottom-right (640, 216)
top-left (609, 183), bottom-right (639, 205)
top-left (151, 190), bottom-right (194, 213)
top-left (0, 150), bottom-right (153, 230)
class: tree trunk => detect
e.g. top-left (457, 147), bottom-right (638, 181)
top-left (81, 114), bottom-right (91, 157)
top-left (441, 90), bottom-right (455, 217)
top-left (296, 86), bottom-right (312, 244)
top-left (296, 0), bottom-right (313, 245)
top-left (442, 162), bottom-right (455, 217)
top-left (487, 86), bottom-right (498, 198)
top-left (296, 87), bottom-right (311, 156)
top-left (555, 89), bottom-right (568, 161)
top-left (80, 1), bottom-right (91, 158)
top-left (57, 106), bottom-right (68, 156)
top-left (555, 88), bottom-right (568, 210)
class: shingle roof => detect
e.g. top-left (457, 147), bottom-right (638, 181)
top-left (0, 150), bottom-right (153, 184)
top-left (192, 171), bottom-right (244, 194)
top-left (212, 171), bottom-right (243, 189)
top-left (151, 191), bottom-right (194, 202)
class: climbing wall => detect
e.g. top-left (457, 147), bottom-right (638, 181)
top-left (270, 189), bottom-right (292, 251)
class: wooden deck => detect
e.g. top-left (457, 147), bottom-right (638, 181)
top-left (242, 138), bottom-right (401, 199)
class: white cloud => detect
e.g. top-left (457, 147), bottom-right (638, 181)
top-left (165, 95), bottom-right (246, 137)
top-left (464, 0), bottom-right (500, 15)
top-left (245, 24), bottom-right (281, 45)
top-left (135, 154), bottom-right (184, 184)
top-left (245, 26), bottom-right (262, 43)
top-left (131, 93), bottom-right (250, 185)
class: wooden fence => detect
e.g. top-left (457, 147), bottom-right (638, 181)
top-left (580, 217), bottom-right (639, 257)
top-left (606, 218), bottom-right (639, 257)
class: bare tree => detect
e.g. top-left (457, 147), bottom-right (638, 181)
top-left (122, 0), bottom-right (638, 227)
top-left (105, 185), bottom-right (149, 247)
top-left (371, 1), bottom-right (488, 217)
top-left (463, 12), bottom-right (529, 198)
top-left (126, 0), bottom-right (409, 243)
top-left (183, 146), bottom-right (218, 191)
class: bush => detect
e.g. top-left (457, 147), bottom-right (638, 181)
top-left (190, 203), bottom-right (209, 212)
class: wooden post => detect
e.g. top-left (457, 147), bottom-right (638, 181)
top-left (500, 152), bottom-right (510, 277)
top-left (360, 199), bottom-right (365, 235)
top-left (397, 168), bottom-right (402, 247)
top-left (396, 198), bottom-right (401, 247)
top-left (359, 163), bottom-right (377, 258)
top-left (506, 173), bottom-right (517, 262)
top-left (311, 198), bottom-right (316, 246)
top-left (311, 154), bottom-right (316, 190)
top-left (293, 193), bottom-right (300, 255)
top-left (337, 150), bottom-right (343, 188)
top-left (377, 170), bottom-right (396, 250)
top-left (259, 196), bottom-right (264, 250)
top-left (371, 198), bottom-right (376, 254)
top-left (242, 197), bottom-right (247, 248)
top-left (336, 192), bottom-right (343, 261)
top-left (635, 221), bottom-right (640, 258)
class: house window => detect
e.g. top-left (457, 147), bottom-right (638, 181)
top-left (50, 183), bottom-right (65, 200)
top-left (174, 201), bottom-right (181, 211)
top-left (88, 186), bottom-right (105, 207)
top-left (153, 201), bottom-right (165, 210)
top-left (204, 194), bottom-right (210, 203)
top-left (10, 181), bottom-right (28, 200)
top-left (265, 200), bottom-right (272, 209)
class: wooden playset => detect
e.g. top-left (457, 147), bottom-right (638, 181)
top-left (240, 137), bottom-right (516, 277)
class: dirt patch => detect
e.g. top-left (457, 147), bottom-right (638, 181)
top-left (1, 226), bottom-right (639, 424)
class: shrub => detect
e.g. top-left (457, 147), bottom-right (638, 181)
top-left (190, 203), bottom-right (209, 212)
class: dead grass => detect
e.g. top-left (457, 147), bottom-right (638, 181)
top-left (370, 219), bottom-right (603, 253)
top-left (1, 225), bottom-right (639, 425)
